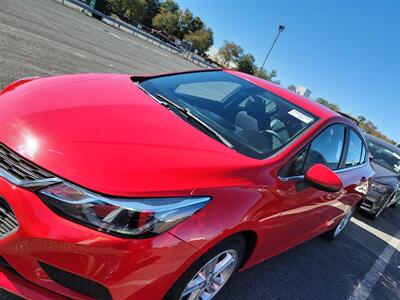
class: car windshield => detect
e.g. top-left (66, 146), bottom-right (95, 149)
top-left (138, 71), bottom-right (317, 159)
top-left (367, 140), bottom-right (400, 173)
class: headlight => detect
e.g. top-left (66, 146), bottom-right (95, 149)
top-left (370, 181), bottom-right (389, 193)
top-left (37, 182), bottom-right (210, 238)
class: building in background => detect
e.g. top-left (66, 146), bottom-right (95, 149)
top-left (295, 86), bottom-right (312, 98)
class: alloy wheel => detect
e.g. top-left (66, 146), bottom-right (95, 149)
top-left (334, 205), bottom-right (356, 237)
top-left (180, 250), bottom-right (238, 300)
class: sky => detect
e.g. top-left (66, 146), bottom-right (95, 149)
top-left (176, 0), bottom-right (400, 143)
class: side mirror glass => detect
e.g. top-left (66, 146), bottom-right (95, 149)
top-left (305, 164), bottom-right (343, 192)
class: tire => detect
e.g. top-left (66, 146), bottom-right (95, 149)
top-left (164, 234), bottom-right (246, 300)
top-left (324, 204), bottom-right (357, 240)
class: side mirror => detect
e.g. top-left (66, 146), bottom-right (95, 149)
top-left (305, 164), bottom-right (343, 192)
top-left (368, 152), bottom-right (373, 162)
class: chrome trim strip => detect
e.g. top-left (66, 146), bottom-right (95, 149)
top-left (0, 168), bottom-right (62, 190)
top-left (0, 226), bottom-right (19, 240)
top-left (278, 174), bottom-right (304, 182)
top-left (0, 198), bottom-right (19, 240)
top-left (279, 162), bottom-right (369, 182)
top-left (41, 182), bottom-right (211, 213)
top-left (334, 162), bottom-right (368, 174)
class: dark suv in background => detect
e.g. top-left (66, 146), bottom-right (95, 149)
top-left (361, 133), bottom-right (400, 219)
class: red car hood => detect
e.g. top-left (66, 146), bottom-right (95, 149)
top-left (0, 74), bottom-right (262, 196)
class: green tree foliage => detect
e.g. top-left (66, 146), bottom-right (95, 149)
top-left (236, 54), bottom-right (256, 74)
top-left (143, 0), bottom-right (161, 27)
top-left (152, 11), bottom-right (180, 35)
top-left (314, 101), bottom-right (396, 144)
top-left (160, 0), bottom-right (179, 13)
top-left (184, 28), bottom-right (214, 54)
top-left (188, 16), bottom-right (204, 34)
top-left (217, 41), bottom-right (243, 67)
top-left (152, 0), bottom-right (212, 52)
top-left (357, 116), bottom-right (396, 144)
top-left (124, 0), bottom-right (147, 24)
top-left (315, 97), bottom-right (341, 111)
top-left (107, 0), bottom-right (126, 18)
top-left (257, 68), bottom-right (280, 84)
top-left (108, 0), bottom-right (158, 26)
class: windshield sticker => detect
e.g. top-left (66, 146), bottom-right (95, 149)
top-left (288, 109), bottom-right (314, 124)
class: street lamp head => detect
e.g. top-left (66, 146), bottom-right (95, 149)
top-left (278, 25), bottom-right (285, 32)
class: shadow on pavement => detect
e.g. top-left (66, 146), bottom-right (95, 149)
top-left (216, 207), bottom-right (400, 300)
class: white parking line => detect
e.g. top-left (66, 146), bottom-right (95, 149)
top-left (108, 32), bottom-right (127, 41)
top-left (348, 218), bottom-right (400, 300)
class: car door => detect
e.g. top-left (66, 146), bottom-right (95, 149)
top-left (274, 124), bottom-right (347, 250)
top-left (333, 128), bottom-right (373, 221)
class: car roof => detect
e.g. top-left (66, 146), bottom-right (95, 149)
top-left (363, 133), bottom-right (400, 154)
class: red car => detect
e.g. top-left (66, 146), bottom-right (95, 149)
top-left (0, 70), bottom-right (373, 300)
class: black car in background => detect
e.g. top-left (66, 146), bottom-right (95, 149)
top-left (361, 134), bottom-right (400, 219)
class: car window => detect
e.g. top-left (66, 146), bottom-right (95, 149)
top-left (175, 81), bottom-right (241, 102)
top-left (139, 71), bottom-right (317, 159)
top-left (345, 129), bottom-right (364, 167)
top-left (289, 124), bottom-right (345, 176)
top-left (367, 139), bottom-right (400, 173)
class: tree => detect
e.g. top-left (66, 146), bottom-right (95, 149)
top-left (160, 0), bottom-right (179, 13)
top-left (315, 97), bottom-right (341, 112)
top-left (287, 84), bottom-right (296, 92)
top-left (236, 54), bottom-right (256, 74)
top-left (143, 0), bottom-right (161, 28)
top-left (107, 0), bottom-right (148, 24)
top-left (217, 41), bottom-right (243, 67)
top-left (176, 10), bottom-right (205, 39)
top-left (152, 11), bottom-right (180, 36)
top-left (257, 68), bottom-right (280, 85)
top-left (178, 9), bottom-right (193, 37)
top-left (124, 0), bottom-right (147, 24)
top-left (107, 0), bottom-right (126, 19)
top-left (189, 16), bottom-right (204, 34)
top-left (357, 116), bottom-right (396, 144)
top-left (184, 28), bottom-right (213, 54)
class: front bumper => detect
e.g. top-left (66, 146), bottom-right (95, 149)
top-left (360, 188), bottom-right (391, 214)
top-left (0, 177), bottom-right (198, 300)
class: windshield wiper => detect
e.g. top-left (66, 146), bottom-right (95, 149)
top-left (155, 93), bottom-right (234, 149)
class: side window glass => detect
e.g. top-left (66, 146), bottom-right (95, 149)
top-left (360, 144), bottom-right (367, 164)
top-left (345, 130), bottom-right (364, 167)
top-left (289, 124), bottom-right (345, 176)
top-left (288, 147), bottom-right (308, 176)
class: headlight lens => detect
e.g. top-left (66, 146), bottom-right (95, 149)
top-left (370, 181), bottom-right (389, 193)
top-left (38, 182), bottom-right (210, 238)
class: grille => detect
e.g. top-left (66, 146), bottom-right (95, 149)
top-left (0, 144), bottom-right (53, 182)
top-left (40, 262), bottom-right (112, 300)
top-left (0, 198), bottom-right (18, 239)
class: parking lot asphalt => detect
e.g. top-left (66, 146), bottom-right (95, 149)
top-left (1, 1), bottom-right (399, 300)
top-left (0, 0), bottom-right (200, 89)
top-left (216, 209), bottom-right (400, 300)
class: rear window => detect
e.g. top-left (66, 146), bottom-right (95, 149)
top-left (139, 71), bottom-right (318, 159)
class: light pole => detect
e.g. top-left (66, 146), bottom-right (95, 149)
top-left (258, 25), bottom-right (285, 76)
